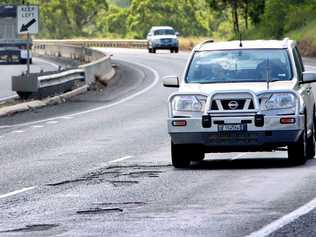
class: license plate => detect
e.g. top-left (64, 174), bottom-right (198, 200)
top-left (218, 124), bottom-right (247, 132)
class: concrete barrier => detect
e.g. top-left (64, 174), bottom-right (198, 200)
top-left (12, 69), bottom-right (85, 99)
top-left (34, 39), bottom-right (147, 50)
top-left (33, 41), bottom-right (116, 85)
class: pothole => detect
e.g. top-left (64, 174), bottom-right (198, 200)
top-left (46, 164), bottom-right (170, 187)
top-left (77, 208), bottom-right (123, 215)
top-left (0, 224), bottom-right (59, 233)
top-left (108, 180), bottom-right (139, 187)
top-left (47, 178), bottom-right (86, 186)
top-left (124, 170), bottom-right (163, 178)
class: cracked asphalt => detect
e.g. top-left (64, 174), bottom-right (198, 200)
top-left (0, 49), bottom-right (316, 236)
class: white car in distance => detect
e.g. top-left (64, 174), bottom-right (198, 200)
top-left (147, 26), bottom-right (179, 54)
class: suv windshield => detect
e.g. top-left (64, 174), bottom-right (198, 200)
top-left (154, 29), bottom-right (175, 35)
top-left (186, 49), bottom-right (292, 84)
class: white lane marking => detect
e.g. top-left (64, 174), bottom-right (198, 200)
top-left (60, 116), bottom-right (74, 120)
top-left (34, 57), bottom-right (59, 70)
top-left (46, 121), bottom-right (58, 124)
top-left (11, 130), bottom-right (24, 133)
top-left (0, 156), bottom-right (133, 200)
top-left (231, 153), bottom-right (247, 160)
top-left (108, 155), bottom-right (133, 164)
top-left (32, 125), bottom-right (44, 128)
top-left (88, 155), bottom-right (134, 174)
top-left (0, 60), bottom-right (160, 129)
top-left (246, 197), bottom-right (316, 237)
top-left (0, 186), bottom-right (36, 199)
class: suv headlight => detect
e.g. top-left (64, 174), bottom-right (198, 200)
top-left (258, 92), bottom-right (297, 114)
top-left (171, 95), bottom-right (206, 115)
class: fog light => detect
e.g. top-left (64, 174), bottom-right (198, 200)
top-left (280, 117), bottom-right (296, 124)
top-left (172, 120), bottom-right (187, 127)
top-left (202, 115), bottom-right (212, 128)
top-left (255, 114), bottom-right (264, 127)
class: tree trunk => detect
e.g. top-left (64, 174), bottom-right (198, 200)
top-left (244, 0), bottom-right (248, 29)
top-left (231, 0), bottom-right (239, 34)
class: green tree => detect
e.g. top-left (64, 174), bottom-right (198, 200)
top-left (39, 0), bottom-right (108, 38)
top-left (128, 0), bottom-right (208, 38)
top-left (248, 0), bottom-right (265, 25)
top-left (207, 0), bottom-right (265, 35)
top-left (107, 4), bottom-right (129, 36)
top-left (260, 0), bottom-right (288, 39)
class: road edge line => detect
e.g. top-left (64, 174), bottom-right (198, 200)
top-left (0, 59), bottom-right (159, 129)
top-left (0, 85), bottom-right (88, 119)
top-left (108, 155), bottom-right (133, 164)
top-left (246, 197), bottom-right (316, 237)
top-left (0, 186), bottom-right (36, 199)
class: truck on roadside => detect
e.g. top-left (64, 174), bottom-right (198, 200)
top-left (0, 5), bottom-right (32, 64)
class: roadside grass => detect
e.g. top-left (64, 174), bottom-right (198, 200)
top-left (179, 37), bottom-right (211, 51)
top-left (288, 20), bottom-right (316, 57)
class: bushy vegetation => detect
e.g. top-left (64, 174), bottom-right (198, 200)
top-left (1, 0), bottom-right (315, 54)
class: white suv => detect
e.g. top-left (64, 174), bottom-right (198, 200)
top-left (164, 39), bottom-right (316, 168)
top-left (147, 26), bottom-right (179, 54)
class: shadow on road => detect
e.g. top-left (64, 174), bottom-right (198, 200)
top-left (189, 158), bottom-right (316, 170)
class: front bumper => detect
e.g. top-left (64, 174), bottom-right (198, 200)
top-left (151, 41), bottom-right (178, 49)
top-left (0, 48), bottom-right (20, 57)
top-left (168, 115), bottom-right (304, 150)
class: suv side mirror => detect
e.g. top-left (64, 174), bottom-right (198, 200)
top-left (147, 33), bottom-right (152, 37)
top-left (302, 71), bottom-right (316, 83)
top-left (175, 32), bottom-right (180, 36)
top-left (163, 76), bottom-right (179, 88)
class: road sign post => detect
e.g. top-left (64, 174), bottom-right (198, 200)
top-left (27, 32), bottom-right (30, 74)
top-left (17, 5), bottom-right (39, 76)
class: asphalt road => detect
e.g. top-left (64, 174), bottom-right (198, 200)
top-left (0, 58), bottom-right (58, 101)
top-left (0, 48), bottom-right (316, 236)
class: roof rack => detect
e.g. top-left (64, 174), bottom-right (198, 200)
top-left (198, 39), bottom-right (214, 50)
top-left (282, 37), bottom-right (290, 48)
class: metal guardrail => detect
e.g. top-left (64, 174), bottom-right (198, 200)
top-left (34, 39), bottom-right (148, 49)
top-left (38, 69), bottom-right (84, 88)
top-left (12, 68), bottom-right (85, 99)
top-left (33, 41), bottom-right (115, 85)
top-left (12, 40), bottom-right (115, 100)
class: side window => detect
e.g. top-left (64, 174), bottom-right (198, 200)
top-left (293, 48), bottom-right (303, 81)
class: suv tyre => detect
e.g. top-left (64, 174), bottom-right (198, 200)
top-left (288, 127), bottom-right (308, 166)
top-left (307, 117), bottom-right (316, 159)
top-left (171, 142), bottom-right (191, 168)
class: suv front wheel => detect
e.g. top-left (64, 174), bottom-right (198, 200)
top-left (307, 116), bottom-right (316, 159)
top-left (171, 142), bottom-right (191, 168)
top-left (288, 129), bottom-right (308, 166)
top-left (171, 142), bottom-right (205, 168)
